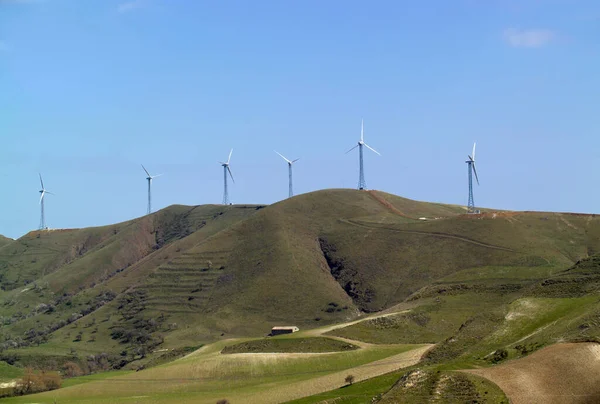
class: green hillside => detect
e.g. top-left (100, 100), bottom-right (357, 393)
top-left (1, 189), bottom-right (600, 402)
top-left (0, 235), bottom-right (11, 249)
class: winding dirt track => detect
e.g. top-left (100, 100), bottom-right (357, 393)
top-left (466, 343), bottom-right (600, 404)
top-left (341, 219), bottom-right (516, 253)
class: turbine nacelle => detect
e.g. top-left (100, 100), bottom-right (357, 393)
top-left (220, 149), bottom-right (235, 183)
top-left (38, 174), bottom-right (54, 203)
top-left (274, 150), bottom-right (298, 198)
top-left (142, 165), bottom-right (163, 181)
top-left (274, 151), bottom-right (299, 166)
top-left (142, 165), bottom-right (163, 215)
top-left (465, 142), bottom-right (479, 185)
top-left (346, 119), bottom-right (381, 156)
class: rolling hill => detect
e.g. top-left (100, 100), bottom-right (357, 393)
top-left (1, 189), bottom-right (600, 402)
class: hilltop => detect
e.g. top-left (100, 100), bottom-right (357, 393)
top-left (1, 189), bottom-right (600, 402)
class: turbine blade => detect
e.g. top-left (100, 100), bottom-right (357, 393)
top-left (152, 174), bottom-right (164, 179)
top-left (141, 164), bottom-right (151, 177)
top-left (274, 150), bottom-right (291, 164)
top-left (361, 118), bottom-right (364, 142)
top-left (345, 144), bottom-right (359, 154)
top-left (473, 163), bottom-right (480, 185)
top-left (363, 143), bottom-right (381, 156)
top-left (227, 149), bottom-right (233, 164)
top-left (472, 142), bottom-right (476, 161)
top-left (45, 191), bottom-right (55, 195)
top-left (227, 166), bottom-right (235, 183)
top-left (292, 158), bottom-right (300, 163)
top-left (39, 191), bottom-right (44, 204)
top-left (39, 173), bottom-right (44, 189)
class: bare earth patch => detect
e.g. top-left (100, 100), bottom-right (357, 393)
top-left (466, 342), bottom-right (600, 404)
top-left (237, 344), bottom-right (433, 404)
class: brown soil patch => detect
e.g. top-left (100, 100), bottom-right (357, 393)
top-left (367, 191), bottom-right (416, 219)
top-left (466, 342), bottom-right (600, 404)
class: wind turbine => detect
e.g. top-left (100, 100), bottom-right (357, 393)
top-left (466, 142), bottom-right (479, 213)
top-left (142, 165), bottom-right (162, 215)
top-left (275, 151), bottom-right (299, 198)
top-left (38, 174), bottom-right (54, 230)
top-left (220, 149), bottom-right (234, 205)
top-left (345, 119), bottom-right (380, 190)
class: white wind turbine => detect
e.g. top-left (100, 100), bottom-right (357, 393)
top-left (38, 173), bottom-right (54, 230)
top-left (345, 119), bottom-right (380, 190)
top-left (466, 142), bottom-right (480, 213)
top-left (220, 149), bottom-right (235, 205)
top-left (142, 165), bottom-right (163, 215)
top-left (275, 151), bottom-right (300, 198)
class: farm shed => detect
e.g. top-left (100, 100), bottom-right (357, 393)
top-left (271, 326), bottom-right (299, 336)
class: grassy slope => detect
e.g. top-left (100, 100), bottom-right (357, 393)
top-left (4, 190), bottom-right (600, 357)
top-left (0, 235), bottom-right (12, 249)
top-left (3, 189), bottom-right (600, 401)
top-left (378, 369), bottom-right (508, 404)
top-left (0, 204), bottom-right (263, 357)
top-left (0, 361), bottom-right (22, 382)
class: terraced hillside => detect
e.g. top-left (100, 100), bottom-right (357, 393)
top-left (141, 249), bottom-right (231, 313)
top-left (0, 204), bottom-right (263, 360)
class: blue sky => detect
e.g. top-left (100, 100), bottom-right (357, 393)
top-left (1, 0), bottom-right (599, 239)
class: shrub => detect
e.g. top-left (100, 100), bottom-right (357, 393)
top-left (489, 349), bottom-right (508, 364)
top-left (344, 374), bottom-right (355, 385)
top-left (41, 371), bottom-right (61, 390)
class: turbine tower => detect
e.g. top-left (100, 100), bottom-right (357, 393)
top-left (142, 165), bottom-right (162, 215)
top-left (38, 174), bottom-right (54, 230)
top-left (466, 142), bottom-right (480, 213)
top-left (275, 151), bottom-right (299, 198)
top-left (345, 119), bottom-right (380, 190)
top-left (220, 149), bottom-right (234, 205)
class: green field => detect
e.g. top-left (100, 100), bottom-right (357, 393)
top-left (2, 336), bottom-right (427, 403)
top-left (221, 337), bottom-right (359, 354)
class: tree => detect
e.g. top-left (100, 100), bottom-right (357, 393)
top-left (62, 362), bottom-right (84, 377)
top-left (344, 374), bottom-right (355, 386)
top-left (216, 400), bottom-right (230, 404)
top-left (14, 368), bottom-right (61, 395)
top-left (15, 367), bottom-right (41, 395)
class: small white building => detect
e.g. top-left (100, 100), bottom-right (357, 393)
top-left (271, 326), bottom-right (299, 336)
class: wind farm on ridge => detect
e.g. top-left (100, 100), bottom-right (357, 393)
top-left (32, 119), bottom-right (482, 232)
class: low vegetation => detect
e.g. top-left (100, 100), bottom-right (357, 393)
top-left (378, 369), bottom-right (508, 404)
top-left (221, 337), bottom-right (359, 354)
